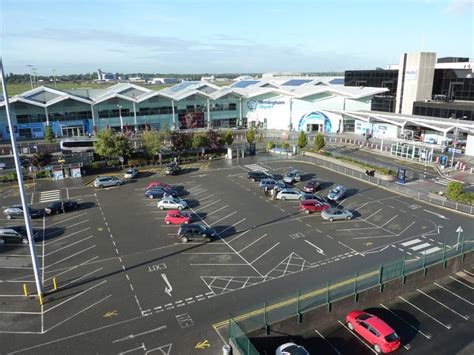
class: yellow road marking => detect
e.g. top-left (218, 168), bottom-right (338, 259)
top-left (195, 340), bottom-right (210, 349)
top-left (212, 269), bottom-right (379, 329)
top-left (103, 310), bottom-right (118, 318)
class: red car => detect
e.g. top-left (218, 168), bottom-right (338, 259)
top-left (146, 182), bottom-right (172, 190)
top-left (164, 210), bottom-right (191, 225)
top-left (302, 179), bottom-right (322, 193)
top-left (345, 311), bottom-right (400, 353)
top-left (299, 199), bottom-right (330, 214)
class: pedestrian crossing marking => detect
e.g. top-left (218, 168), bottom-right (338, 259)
top-left (410, 242), bottom-right (432, 251)
top-left (420, 247), bottom-right (442, 255)
top-left (243, 164), bottom-right (269, 172)
top-left (39, 190), bottom-right (61, 203)
top-left (401, 239), bottom-right (423, 247)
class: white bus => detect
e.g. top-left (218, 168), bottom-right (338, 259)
top-left (60, 139), bottom-right (96, 153)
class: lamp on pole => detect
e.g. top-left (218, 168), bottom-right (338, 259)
top-left (450, 117), bottom-right (459, 168)
top-left (1, 58), bottom-right (43, 297)
top-left (26, 64), bottom-right (34, 89)
top-left (117, 105), bottom-right (123, 132)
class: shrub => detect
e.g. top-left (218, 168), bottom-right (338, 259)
top-left (281, 141), bottom-right (290, 149)
top-left (297, 131), bottom-right (308, 149)
top-left (107, 160), bottom-right (120, 167)
top-left (0, 172), bottom-right (17, 181)
top-left (314, 134), bottom-right (325, 151)
top-left (447, 181), bottom-right (464, 200)
top-left (267, 141), bottom-right (275, 150)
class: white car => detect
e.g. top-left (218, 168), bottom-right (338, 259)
top-left (275, 342), bottom-right (309, 355)
top-left (124, 168), bottom-right (139, 179)
top-left (276, 188), bottom-right (304, 201)
top-left (157, 198), bottom-right (188, 210)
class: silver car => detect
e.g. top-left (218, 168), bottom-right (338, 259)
top-left (327, 185), bottom-right (346, 201)
top-left (283, 169), bottom-right (301, 184)
top-left (94, 176), bottom-right (123, 188)
top-left (157, 197), bottom-right (188, 210)
top-left (321, 208), bottom-right (353, 221)
top-left (124, 168), bottom-right (139, 179)
top-left (276, 188), bottom-right (304, 201)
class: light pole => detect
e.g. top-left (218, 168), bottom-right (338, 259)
top-left (1, 58), bottom-right (43, 297)
top-left (117, 105), bottom-right (123, 132)
top-left (26, 64), bottom-right (34, 89)
top-left (450, 117), bottom-right (459, 168)
top-left (52, 69), bottom-right (57, 88)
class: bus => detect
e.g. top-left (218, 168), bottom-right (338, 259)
top-left (60, 139), bottom-right (96, 153)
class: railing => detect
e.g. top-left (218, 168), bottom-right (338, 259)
top-left (229, 239), bottom-right (472, 355)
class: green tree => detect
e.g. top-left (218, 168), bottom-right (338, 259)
top-left (297, 131), bottom-right (308, 149)
top-left (114, 135), bottom-right (133, 159)
top-left (224, 130), bottom-right (234, 146)
top-left (192, 133), bottom-right (208, 149)
top-left (94, 129), bottom-right (133, 158)
top-left (246, 128), bottom-right (256, 144)
top-left (447, 181), bottom-right (464, 200)
top-left (314, 134), bottom-right (325, 151)
top-left (29, 152), bottom-right (52, 168)
top-left (266, 141), bottom-right (275, 150)
top-left (142, 131), bottom-right (163, 156)
top-left (44, 125), bottom-right (55, 143)
top-left (281, 141), bottom-right (290, 149)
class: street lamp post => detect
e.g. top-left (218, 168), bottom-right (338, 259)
top-left (450, 117), bottom-right (459, 168)
top-left (117, 105), bottom-right (123, 132)
top-left (26, 64), bottom-right (34, 89)
top-left (1, 58), bottom-right (43, 297)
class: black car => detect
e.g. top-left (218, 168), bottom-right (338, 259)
top-left (165, 162), bottom-right (181, 176)
top-left (177, 223), bottom-right (216, 243)
top-left (0, 226), bottom-right (40, 245)
top-left (3, 205), bottom-right (43, 219)
top-left (45, 200), bottom-right (79, 215)
top-left (247, 170), bottom-right (274, 182)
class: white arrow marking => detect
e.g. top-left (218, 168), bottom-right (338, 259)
top-left (304, 240), bottom-right (325, 255)
top-left (161, 273), bottom-right (173, 297)
top-left (456, 226), bottom-right (463, 233)
top-left (113, 326), bottom-right (166, 343)
top-left (423, 209), bottom-right (449, 220)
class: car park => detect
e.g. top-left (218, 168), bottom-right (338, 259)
top-left (0, 226), bottom-right (39, 245)
top-left (145, 188), bottom-right (178, 199)
top-left (283, 169), bottom-right (301, 184)
top-left (145, 182), bottom-right (173, 190)
top-left (247, 170), bottom-right (274, 182)
top-left (327, 185), bottom-right (346, 201)
top-left (165, 162), bottom-right (181, 175)
top-left (275, 342), bottom-right (309, 355)
top-left (177, 223), bottom-right (216, 243)
top-left (321, 208), bottom-right (353, 221)
top-left (345, 311), bottom-right (400, 353)
top-left (94, 176), bottom-right (123, 188)
top-left (124, 168), bottom-right (139, 179)
top-left (164, 210), bottom-right (191, 225)
top-left (3, 205), bottom-right (43, 219)
top-left (302, 178), bottom-right (322, 192)
top-left (45, 200), bottom-right (79, 215)
top-left (299, 199), bottom-right (330, 214)
top-left (157, 197), bottom-right (188, 210)
top-left (276, 188), bottom-right (304, 201)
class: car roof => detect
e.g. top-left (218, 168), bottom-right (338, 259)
top-left (365, 315), bottom-right (395, 336)
top-left (167, 210), bottom-right (182, 214)
top-left (301, 199), bottom-right (321, 204)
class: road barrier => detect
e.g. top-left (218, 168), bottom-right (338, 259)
top-left (225, 239), bottom-right (472, 355)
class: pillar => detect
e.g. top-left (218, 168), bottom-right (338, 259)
top-left (207, 98), bottom-right (211, 129)
top-left (172, 100), bottom-right (176, 130)
top-left (91, 104), bottom-right (96, 131)
top-left (133, 102), bottom-right (137, 128)
top-left (44, 105), bottom-right (49, 125)
top-left (239, 97), bottom-right (243, 127)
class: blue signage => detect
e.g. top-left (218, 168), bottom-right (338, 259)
top-left (396, 168), bottom-right (407, 184)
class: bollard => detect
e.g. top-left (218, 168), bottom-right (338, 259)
top-left (53, 278), bottom-right (57, 291)
top-left (23, 284), bottom-right (28, 297)
top-left (222, 344), bottom-right (231, 355)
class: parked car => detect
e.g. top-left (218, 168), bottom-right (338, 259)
top-left (259, 179), bottom-right (286, 190)
top-left (247, 170), bottom-right (273, 182)
top-left (283, 169), bottom-right (301, 184)
top-left (177, 223), bottom-right (216, 243)
top-left (45, 200), bottom-right (79, 215)
top-left (94, 176), bottom-right (123, 188)
top-left (0, 226), bottom-right (39, 245)
top-left (327, 185), bottom-right (346, 201)
top-left (299, 199), bottom-right (330, 214)
top-left (276, 188), bottom-right (304, 201)
top-left (302, 179), bottom-right (322, 192)
top-left (157, 197), bottom-right (188, 210)
top-left (165, 162), bottom-right (181, 175)
top-left (165, 210), bottom-right (191, 225)
top-left (321, 208), bottom-right (353, 221)
top-left (346, 311), bottom-right (400, 353)
top-left (300, 192), bottom-right (327, 202)
top-left (3, 205), bottom-right (43, 219)
top-left (145, 188), bottom-right (178, 199)
top-left (146, 182), bottom-right (173, 190)
top-left (275, 342), bottom-right (309, 355)
top-left (124, 168), bottom-right (139, 179)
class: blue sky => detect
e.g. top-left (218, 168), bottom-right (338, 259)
top-left (1, 0), bottom-right (473, 74)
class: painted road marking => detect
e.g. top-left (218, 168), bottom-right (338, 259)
top-left (239, 233), bottom-right (268, 252)
top-left (449, 276), bottom-right (474, 290)
top-left (417, 289), bottom-right (468, 320)
top-left (433, 282), bottom-right (473, 305)
top-left (338, 320), bottom-right (377, 354)
top-left (39, 190), bottom-right (61, 203)
top-left (103, 310), bottom-right (117, 318)
top-left (314, 329), bottom-right (341, 355)
top-left (380, 303), bottom-right (431, 339)
top-left (112, 325), bottom-right (167, 343)
top-left (420, 247), bottom-right (442, 255)
top-left (399, 296), bottom-right (451, 329)
top-left (410, 242), bottom-right (432, 251)
top-left (304, 240), bottom-right (325, 255)
top-left (401, 239), bottom-right (423, 247)
top-left (195, 340), bottom-right (210, 349)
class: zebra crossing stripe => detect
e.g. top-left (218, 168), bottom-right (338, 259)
top-left (410, 242), bottom-right (432, 251)
top-left (401, 239), bottom-right (422, 247)
top-left (420, 247), bottom-right (442, 255)
top-left (244, 164), bottom-right (268, 172)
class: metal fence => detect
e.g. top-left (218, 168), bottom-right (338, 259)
top-left (228, 239), bottom-right (472, 355)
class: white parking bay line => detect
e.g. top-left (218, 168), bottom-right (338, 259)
top-left (239, 234), bottom-right (268, 252)
top-left (210, 212), bottom-right (237, 226)
top-left (220, 218), bottom-right (247, 235)
top-left (379, 304), bottom-right (431, 339)
top-left (199, 194), bottom-right (215, 202)
top-left (250, 243), bottom-right (280, 265)
top-left (338, 321), bottom-right (377, 354)
top-left (194, 199), bottom-right (221, 212)
top-left (417, 289), bottom-right (469, 320)
top-left (401, 239), bottom-right (423, 247)
top-left (433, 282), bottom-right (474, 305)
top-left (399, 296), bottom-right (451, 329)
top-left (228, 229), bottom-right (251, 243)
top-left (206, 205), bottom-right (229, 217)
top-left (314, 329), bottom-right (341, 355)
top-left (448, 276), bottom-right (474, 290)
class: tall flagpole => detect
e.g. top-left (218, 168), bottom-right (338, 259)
top-left (0, 58), bottom-right (43, 297)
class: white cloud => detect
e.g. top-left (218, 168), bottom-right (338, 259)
top-left (444, 0), bottom-right (474, 14)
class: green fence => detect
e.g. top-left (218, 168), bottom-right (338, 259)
top-left (228, 238), bottom-right (472, 355)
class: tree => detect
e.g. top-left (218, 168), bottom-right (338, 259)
top-left (246, 128), bottom-right (256, 144)
top-left (297, 131), bottom-right (308, 149)
top-left (447, 181), bottom-right (464, 200)
top-left (314, 134), bottom-right (325, 151)
top-left (142, 131), bottom-right (163, 156)
top-left (29, 152), bottom-right (52, 168)
top-left (170, 131), bottom-right (193, 151)
top-left (114, 135), bottom-right (133, 158)
top-left (224, 130), bottom-right (234, 146)
top-left (44, 125), bottom-right (54, 143)
top-left (207, 129), bottom-right (224, 150)
top-left (192, 133), bottom-right (208, 149)
top-left (281, 141), bottom-right (290, 150)
top-left (267, 141), bottom-right (275, 150)
top-left (94, 129), bottom-right (133, 158)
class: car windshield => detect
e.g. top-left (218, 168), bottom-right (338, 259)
top-left (385, 332), bottom-right (399, 342)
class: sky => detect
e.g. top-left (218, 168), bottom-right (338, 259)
top-left (0, 0), bottom-right (473, 75)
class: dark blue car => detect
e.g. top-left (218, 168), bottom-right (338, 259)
top-left (145, 188), bottom-right (178, 199)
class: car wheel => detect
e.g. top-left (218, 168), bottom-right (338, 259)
top-left (304, 209), bottom-right (310, 214)
top-left (0, 238), bottom-right (4, 244)
top-left (22, 238), bottom-right (29, 245)
top-left (374, 344), bottom-right (382, 353)
top-left (99, 185), bottom-right (103, 188)
top-left (347, 321), bottom-right (354, 330)
top-left (116, 182), bottom-right (120, 186)
top-left (329, 217), bottom-right (334, 222)
top-left (204, 236), bottom-right (211, 243)
top-left (252, 178), bottom-right (256, 182)
top-left (159, 206), bottom-right (164, 210)
top-left (178, 206), bottom-right (183, 210)
top-left (281, 196), bottom-right (286, 201)
top-left (6, 214), bottom-right (11, 220)
top-left (181, 236), bottom-right (189, 243)
top-left (346, 215), bottom-right (352, 220)
top-left (149, 195), bottom-right (154, 199)
top-left (165, 220), bottom-right (170, 225)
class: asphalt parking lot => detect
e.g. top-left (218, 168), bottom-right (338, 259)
top-left (0, 155), bottom-right (472, 354)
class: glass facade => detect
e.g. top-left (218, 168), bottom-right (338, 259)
top-left (413, 102), bottom-right (474, 121)
top-left (432, 69), bottom-right (474, 101)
